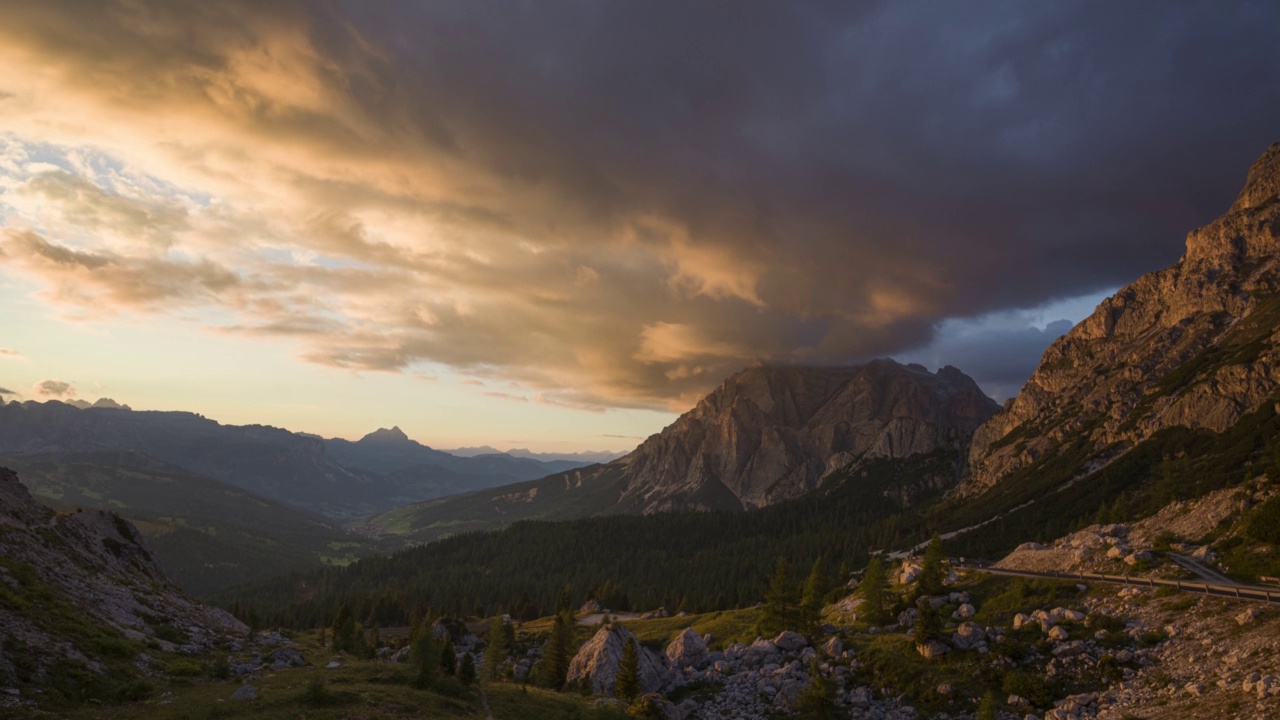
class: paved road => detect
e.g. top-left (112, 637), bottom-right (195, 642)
top-left (1169, 553), bottom-right (1235, 585)
top-left (956, 560), bottom-right (1280, 605)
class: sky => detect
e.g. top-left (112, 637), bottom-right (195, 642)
top-left (1, 1), bottom-right (1278, 452)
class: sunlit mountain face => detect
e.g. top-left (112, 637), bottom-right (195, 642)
top-left (1, 1), bottom-right (1277, 452)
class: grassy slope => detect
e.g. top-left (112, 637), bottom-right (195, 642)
top-left (369, 462), bottom-right (629, 543)
top-left (0, 451), bottom-right (383, 596)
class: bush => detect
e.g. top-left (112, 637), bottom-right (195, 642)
top-left (113, 679), bottom-right (154, 703)
top-left (1247, 495), bottom-right (1280, 544)
top-left (1002, 671), bottom-right (1052, 708)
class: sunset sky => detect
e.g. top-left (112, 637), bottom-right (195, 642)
top-left (1, 1), bottom-right (1278, 452)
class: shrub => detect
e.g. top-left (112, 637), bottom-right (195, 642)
top-left (1247, 495), bottom-right (1280, 544)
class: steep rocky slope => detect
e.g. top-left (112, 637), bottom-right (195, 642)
top-left (0, 465), bottom-right (244, 704)
top-left (967, 142), bottom-right (1280, 493)
top-left (368, 360), bottom-right (996, 541)
top-left (618, 360), bottom-right (997, 512)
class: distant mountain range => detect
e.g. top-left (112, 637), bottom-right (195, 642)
top-left (444, 445), bottom-right (626, 464)
top-left (0, 402), bottom-right (588, 520)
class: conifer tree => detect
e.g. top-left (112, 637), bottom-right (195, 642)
top-left (459, 652), bottom-right (477, 686)
top-left (760, 557), bottom-right (800, 635)
top-left (917, 533), bottom-right (946, 596)
top-left (485, 618), bottom-right (510, 681)
top-left (799, 556), bottom-right (828, 636)
top-left (411, 625), bottom-right (440, 689)
top-left (441, 638), bottom-right (457, 676)
top-left (615, 638), bottom-right (640, 701)
top-left (795, 659), bottom-right (839, 719)
top-left (540, 610), bottom-right (574, 689)
top-left (913, 598), bottom-right (943, 646)
top-left (331, 603), bottom-right (357, 654)
top-left (858, 556), bottom-right (888, 625)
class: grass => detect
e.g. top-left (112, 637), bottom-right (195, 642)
top-left (617, 607), bottom-right (761, 650)
top-left (25, 651), bottom-right (632, 720)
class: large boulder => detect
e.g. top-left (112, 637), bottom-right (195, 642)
top-left (665, 628), bottom-right (709, 669)
top-left (772, 631), bottom-right (808, 653)
top-left (567, 625), bottom-right (667, 696)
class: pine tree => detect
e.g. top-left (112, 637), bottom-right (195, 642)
top-left (795, 659), bottom-right (839, 719)
top-left (540, 610), bottom-right (574, 689)
top-left (760, 557), bottom-right (800, 635)
top-left (615, 638), bottom-right (640, 701)
top-left (331, 603), bottom-right (357, 654)
top-left (917, 533), bottom-right (946, 596)
top-left (799, 556), bottom-right (828, 637)
top-left (913, 598), bottom-right (944, 647)
top-left (441, 638), bottom-right (457, 676)
top-left (485, 618), bottom-right (511, 681)
top-left (411, 625), bottom-right (440, 689)
top-left (858, 556), bottom-right (888, 625)
top-left (459, 652), bottom-right (477, 686)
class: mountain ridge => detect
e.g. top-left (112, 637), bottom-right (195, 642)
top-left (965, 141), bottom-right (1280, 494)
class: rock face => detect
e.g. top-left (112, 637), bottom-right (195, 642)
top-left (966, 142), bottom-right (1280, 493)
top-left (566, 625), bottom-right (667, 696)
top-left (619, 360), bottom-right (997, 512)
top-left (0, 466), bottom-right (245, 686)
top-left (665, 628), bottom-right (710, 669)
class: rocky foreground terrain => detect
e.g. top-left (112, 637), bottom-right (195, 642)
top-left (0, 466), bottom-right (244, 708)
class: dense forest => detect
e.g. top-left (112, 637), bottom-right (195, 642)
top-left (221, 402), bottom-right (1280, 630)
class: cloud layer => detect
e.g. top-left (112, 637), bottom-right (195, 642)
top-left (1, 1), bottom-right (1278, 408)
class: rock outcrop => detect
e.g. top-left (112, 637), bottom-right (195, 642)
top-left (567, 625), bottom-right (667, 696)
top-left (0, 466), bottom-right (245, 690)
top-left (966, 142), bottom-right (1280, 493)
top-left (620, 360), bottom-right (998, 512)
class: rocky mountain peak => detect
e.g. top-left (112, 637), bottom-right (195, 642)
top-left (620, 359), bottom-right (998, 512)
top-left (966, 141), bottom-right (1280, 493)
top-left (358, 426), bottom-right (411, 445)
top-left (1230, 141), bottom-right (1280, 213)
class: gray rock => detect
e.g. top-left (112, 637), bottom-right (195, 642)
top-left (231, 685), bottom-right (256, 701)
top-left (666, 628), bottom-right (709, 668)
top-left (772, 631), bottom-right (808, 652)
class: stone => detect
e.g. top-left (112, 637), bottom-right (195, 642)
top-left (1235, 608), bottom-right (1264, 626)
top-left (325, 661), bottom-right (341, 669)
top-left (952, 603), bottom-right (975, 619)
top-left (772, 631), bottom-right (808, 652)
top-left (821, 636), bottom-right (843, 658)
top-left (231, 685), bottom-right (257, 701)
top-left (578, 599), bottom-right (602, 615)
top-left (1047, 626), bottom-right (1069, 642)
top-left (567, 625), bottom-right (667, 696)
top-left (665, 628), bottom-right (709, 668)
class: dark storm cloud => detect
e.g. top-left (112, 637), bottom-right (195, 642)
top-left (0, 0), bottom-right (1277, 408)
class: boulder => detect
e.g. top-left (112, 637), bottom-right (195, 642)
top-left (951, 622), bottom-right (985, 650)
top-left (952, 603), bottom-right (975, 619)
top-left (1236, 608), bottom-right (1264, 626)
top-left (578, 599), bottom-right (603, 615)
top-left (665, 628), bottom-right (709, 669)
top-left (268, 647), bottom-right (306, 668)
top-left (1190, 545), bottom-right (1218, 563)
top-left (231, 685), bottom-right (257, 701)
top-left (567, 625), bottom-right (667, 696)
top-left (772, 631), bottom-right (808, 652)
top-left (1048, 626), bottom-right (1070, 642)
top-left (897, 607), bottom-right (918, 628)
top-left (821, 636), bottom-right (843, 658)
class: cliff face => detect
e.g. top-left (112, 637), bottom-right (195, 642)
top-left (966, 142), bottom-right (1280, 493)
top-left (620, 360), bottom-right (999, 512)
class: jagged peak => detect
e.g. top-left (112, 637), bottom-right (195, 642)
top-left (358, 426), bottom-right (411, 444)
top-left (1230, 141), bottom-right (1280, 213)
